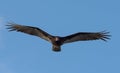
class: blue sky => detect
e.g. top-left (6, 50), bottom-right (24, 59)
top-left (0, 0), bottom-right (120, 73)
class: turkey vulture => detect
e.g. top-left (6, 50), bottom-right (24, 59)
top-left (7, 22), bottom-right (110, 52)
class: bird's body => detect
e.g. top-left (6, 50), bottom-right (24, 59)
top-left (7, 23), bottom-right (110, 52)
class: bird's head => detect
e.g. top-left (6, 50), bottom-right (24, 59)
top-left (55, 37), bottom-right (60, 41)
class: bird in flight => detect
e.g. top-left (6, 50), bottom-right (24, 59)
top-left (7, 22), bottom-right (110, 52)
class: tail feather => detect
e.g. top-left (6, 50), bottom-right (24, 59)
top-left (52, 45), bottom-right (61, 52)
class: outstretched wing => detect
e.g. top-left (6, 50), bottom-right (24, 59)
top-left (62, 31), bottom-right (110, 44)
top-left (7, 22), bottom-right (53, 42)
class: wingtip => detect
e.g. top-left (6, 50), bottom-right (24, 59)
top-left (6, 22), bottom-right (18, 31)
top-left (99, 30), bottom-right (111, 42)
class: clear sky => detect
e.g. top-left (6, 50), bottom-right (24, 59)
top-left (0, 0), bottom-right (120, 73)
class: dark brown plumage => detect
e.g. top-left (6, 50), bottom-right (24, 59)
top-left (7, 22), bottom-right (110, 52)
